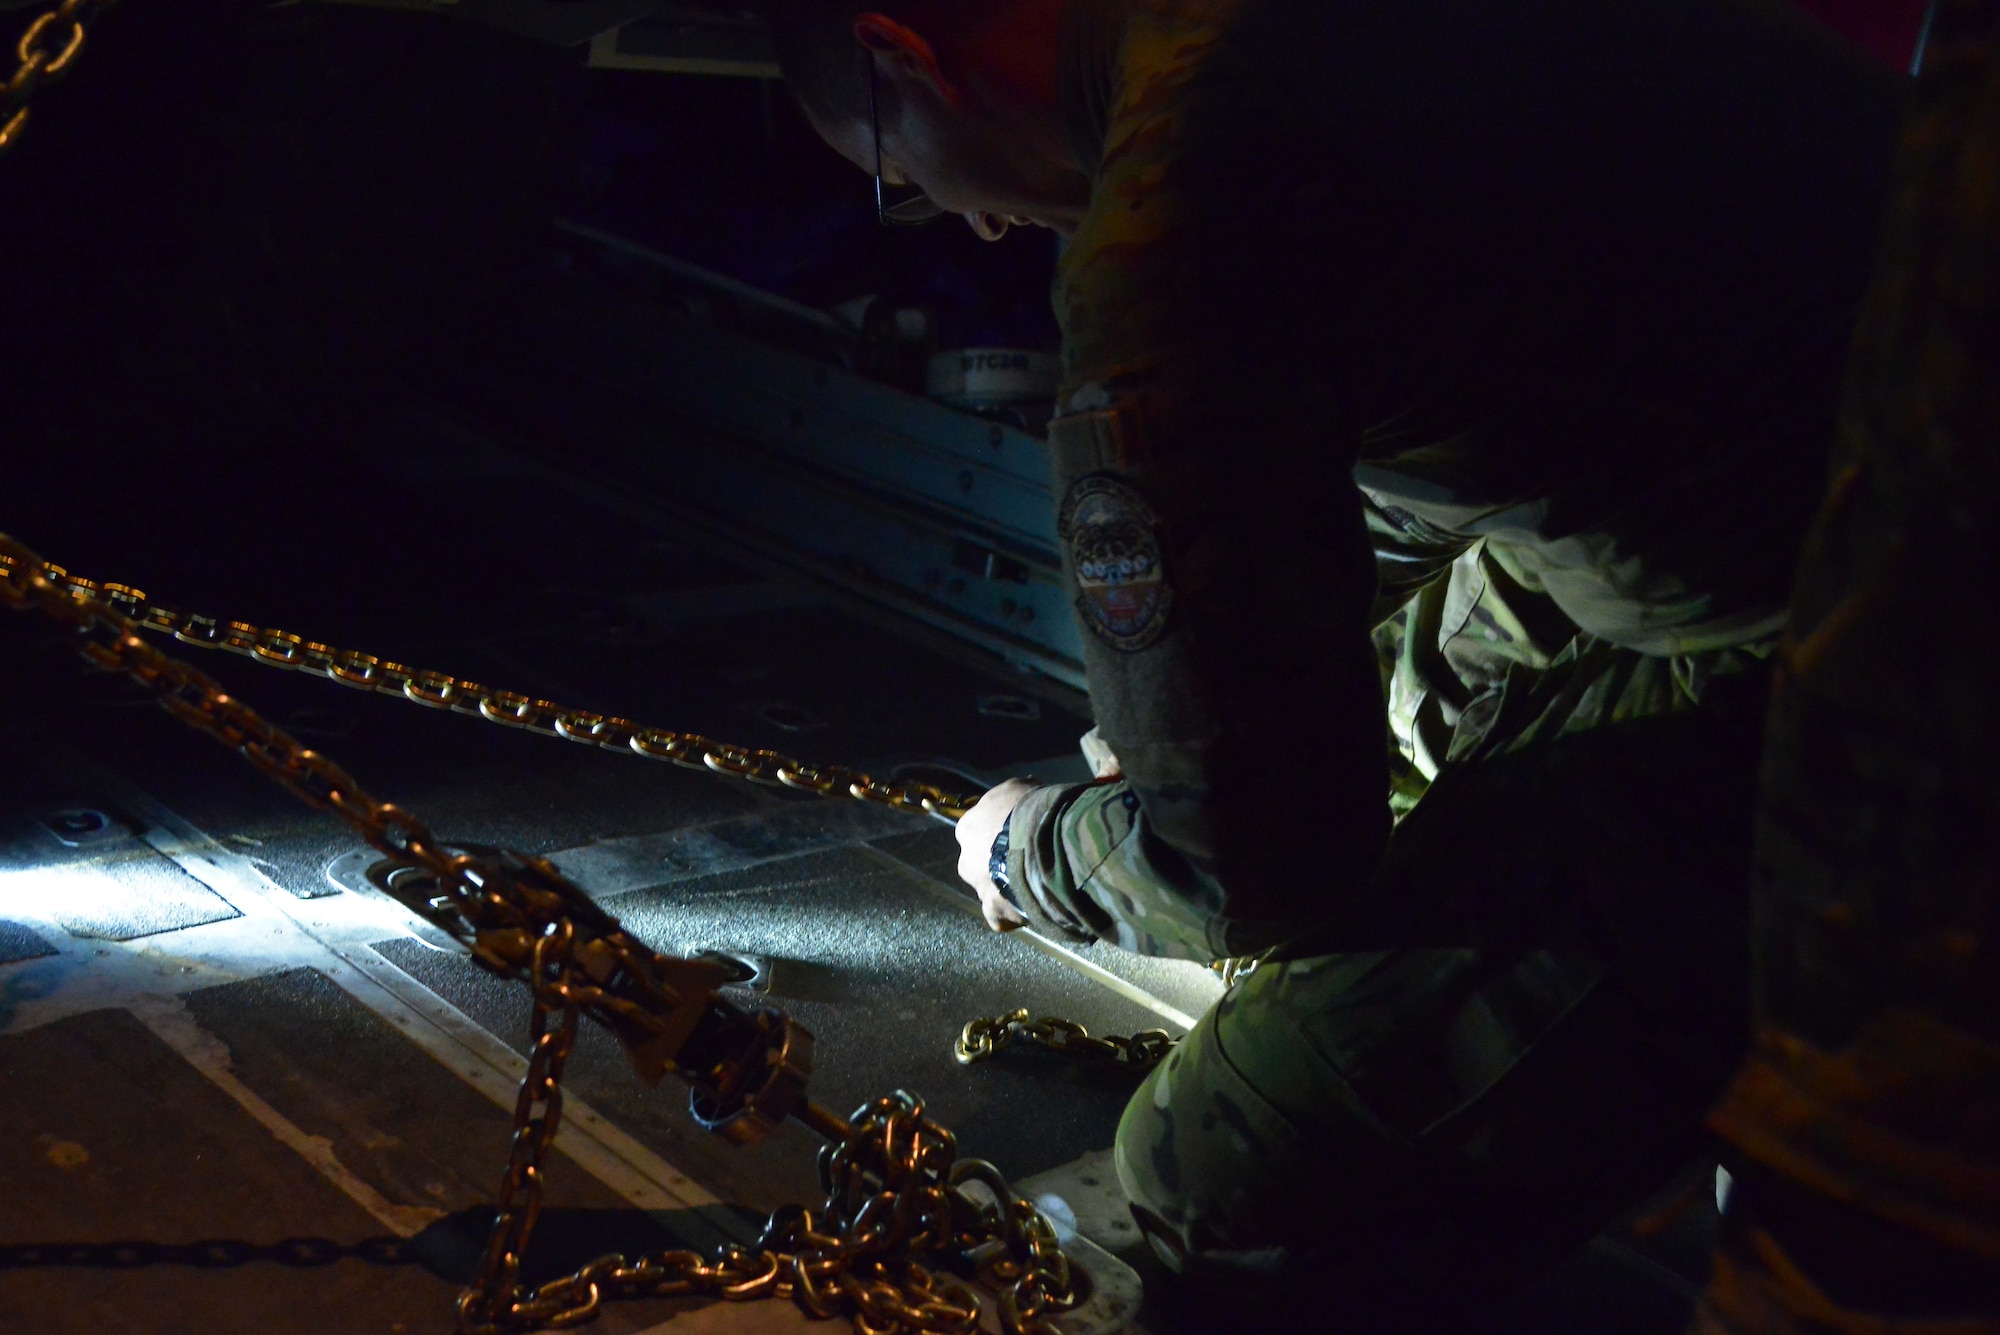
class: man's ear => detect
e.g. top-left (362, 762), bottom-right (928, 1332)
top-left (853, 12), bottom-right (962, 107)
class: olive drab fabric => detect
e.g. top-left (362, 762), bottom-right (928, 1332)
top-left (994, 0), bottom-right (1904, 1289)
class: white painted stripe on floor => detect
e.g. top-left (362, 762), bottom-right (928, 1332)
top-left (129, 996), bottom-right (445, 1239)
top-left (1012, 929), bottom-right (1201, 1032)
top-left (857, 844), bottom-right (1202, 1030)
top-left (332, 942), bottom-right (723, 1213)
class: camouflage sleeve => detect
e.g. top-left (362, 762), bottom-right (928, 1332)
top-left (1008, 1), bottom-right (1392, 964)
top-left (1363, 493), bottom-right (1476, 629)
top-left (1005, 779), bottom-right (1229, 961)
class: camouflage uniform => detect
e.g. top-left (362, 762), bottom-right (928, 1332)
top-left (995, 0), bottom-right (1903, 1295)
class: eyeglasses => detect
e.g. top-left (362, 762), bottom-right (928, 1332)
top-left (870, 54), bottom-right (946, 227)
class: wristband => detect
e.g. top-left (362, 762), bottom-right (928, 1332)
top-left (988, 820), bottom-right (1020, 910)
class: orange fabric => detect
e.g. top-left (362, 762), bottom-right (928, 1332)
top-left (1694, 1227), bottom-right (2000, 1335)
top-left (1708, 1015), bottom-right (2000, 1262)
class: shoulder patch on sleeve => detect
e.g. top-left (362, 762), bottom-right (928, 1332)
top-left (1060, 473), bottom-right (1175, 653)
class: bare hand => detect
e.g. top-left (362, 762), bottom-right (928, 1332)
top-left (954, 777), bottom-right (1038, 932)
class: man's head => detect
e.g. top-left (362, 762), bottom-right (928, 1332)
top-left (765, 0), bottom-right (1091, 238)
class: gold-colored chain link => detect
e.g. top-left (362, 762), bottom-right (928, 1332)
top-left (959, 956), bottom-right (1263, 1074)
top-left (472, 1090), bottom-right (1076, 1335)
top-left (0, 531), bottom-right (1076, 1334)
top-left (2, 0), bottom-right (116, 153)
top-left (0, 550), bottom-right (980, 821)
top-left (955, 1009), bottom-right (1180, 1073)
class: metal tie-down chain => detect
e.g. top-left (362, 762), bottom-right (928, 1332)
top-left (508, 1093), bottom-right (1076, 1335)
top-left (0, 531), bottom-right (1079, 1335)
top-left (2, 554), bottom-right (981, 821)
top-left (4, 548), bottom-right (1227, 1074)
top-left (2, 0), bottom-right (116, 153)
top-left (955, 1010), bottom-right (1180, 1073)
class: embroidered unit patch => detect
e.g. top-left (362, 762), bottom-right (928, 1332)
top-left (1060, 474), bottom-right (1173, 652)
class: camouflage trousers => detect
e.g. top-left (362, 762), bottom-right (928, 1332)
top-left (1115, 640), bottom-right (1770, 1300)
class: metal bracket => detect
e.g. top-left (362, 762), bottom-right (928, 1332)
top-left (32, 805), bottom-right (123, 849)
top-left (686, 1007), bottom-right (815, 1146)
top-left (689, 946), bottom-right (773, 993)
